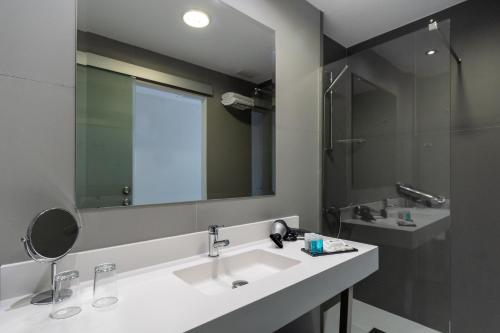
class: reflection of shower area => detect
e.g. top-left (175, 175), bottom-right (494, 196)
top-left (322, 20), bottom-right (453, 333)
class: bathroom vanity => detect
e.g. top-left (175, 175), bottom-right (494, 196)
top-left (0, 217), bottom-right (378, 333)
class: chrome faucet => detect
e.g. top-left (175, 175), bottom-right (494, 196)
top-left (208, 225), bottom-right (230, 257)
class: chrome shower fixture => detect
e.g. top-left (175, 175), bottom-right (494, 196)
top-left (323, 65), bottom-right (349, 152)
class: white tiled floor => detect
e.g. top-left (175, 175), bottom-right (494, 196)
top-left (324, 299), bottom-right (440, 333)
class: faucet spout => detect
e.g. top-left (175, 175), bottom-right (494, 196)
top-left (213, 239), bottom-right (230, 248)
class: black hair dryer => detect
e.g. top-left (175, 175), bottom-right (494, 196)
top-left (269, 220), bottom-right (308, 248)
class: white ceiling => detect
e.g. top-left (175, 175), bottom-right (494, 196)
top-left (77, 0), bottom-right (275, 84)
top-left (306, 0), bottom-right (467, 47)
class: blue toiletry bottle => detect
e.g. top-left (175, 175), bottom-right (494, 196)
top-left (311, 239), bottom-right (323, 254)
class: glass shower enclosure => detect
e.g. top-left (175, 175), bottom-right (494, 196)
top-left (322, 20), bottom-right (452, 333)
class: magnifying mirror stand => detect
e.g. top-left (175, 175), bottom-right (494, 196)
top-left (22, 208), bottom-right (80, 305)
top-left (31, 261), bottom-right (58, 305)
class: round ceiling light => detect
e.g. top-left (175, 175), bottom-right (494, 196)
top-left (425, 49), bottom-right (438, 56)
top-left (183, 10), bottom-right (210, 28)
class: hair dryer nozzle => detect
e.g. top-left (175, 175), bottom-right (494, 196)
top-left (270, 233), bottom-right (283, 248)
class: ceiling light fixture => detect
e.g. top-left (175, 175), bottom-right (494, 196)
top-left (183, 10), bottom-right (210, 28)
top-left (425, 49), bottom-right (438, 56)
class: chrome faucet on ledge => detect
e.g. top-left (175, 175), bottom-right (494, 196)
top-left (208, 225), bottom-right (230, 257)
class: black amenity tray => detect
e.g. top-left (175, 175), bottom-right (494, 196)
top-left (301, 247), bottom-right (358, 257)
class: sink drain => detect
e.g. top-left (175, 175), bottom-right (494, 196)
top-left (232, 280), bottom-right (249, 289)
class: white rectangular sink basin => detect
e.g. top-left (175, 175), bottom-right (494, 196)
top-left (173, 249), bottom-right (301, 295)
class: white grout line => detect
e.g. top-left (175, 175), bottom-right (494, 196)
top-left (0, 72), bottom-right (74, 89)
top-left (195, 202), bottom-right (199, 231)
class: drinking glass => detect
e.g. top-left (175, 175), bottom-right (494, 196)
top-left (92, 263), bottom-right (118, 308)
top-left (50, 270), bottom-right (81, 319)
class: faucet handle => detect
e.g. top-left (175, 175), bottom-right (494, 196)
top-left (208, 225), bottom-right (224, 234)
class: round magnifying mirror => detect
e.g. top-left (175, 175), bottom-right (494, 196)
top-left (21, 208), bottom-right (80, 305)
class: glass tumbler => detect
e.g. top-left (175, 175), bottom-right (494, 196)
top-left (92, 263), bottom-right (118, 308)
top-left (50, 270), bottom-right (82, 319)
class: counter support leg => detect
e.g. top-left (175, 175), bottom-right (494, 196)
top-left (339, 287), bottom-right (353, 333)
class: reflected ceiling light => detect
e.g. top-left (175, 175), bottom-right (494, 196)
top-left (183, 10), bottom-right (210, 28)
top-left (425, 49), bottom-right (438, 56)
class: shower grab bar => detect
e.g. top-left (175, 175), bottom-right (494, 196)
top-left (396, 183), bottom-right (447, 207)
top-left (323, 65), bottom-right (349, 152)
top-left (336, 138), bottom-right (367, 144)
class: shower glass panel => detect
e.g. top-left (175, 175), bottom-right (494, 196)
top-left (76, 65), bottom-right (133, 208)
top-left (322, 20), bottom-right (451, 333)
top-left (351, 74), bottom-right (398, 190)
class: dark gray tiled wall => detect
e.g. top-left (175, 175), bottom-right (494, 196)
top-left (324, 0), bottom-right (500, 331)
top-left (323, 35), bottom-right (346, 65)
top-left (449, 1), bottom-right (500, 331)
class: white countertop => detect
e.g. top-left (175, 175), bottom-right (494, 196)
top-left (0, 238), bottom-right (378, 333)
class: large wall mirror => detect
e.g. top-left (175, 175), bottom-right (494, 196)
top-left (76, 0), bottom-right (276, 208)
